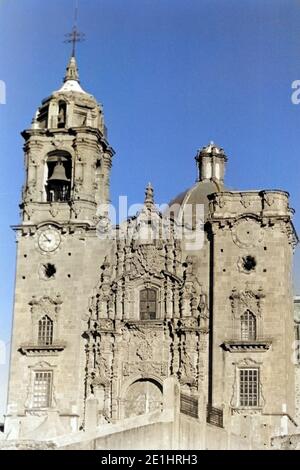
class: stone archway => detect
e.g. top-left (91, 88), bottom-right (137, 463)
top-left (123, 379), bottom-right (163, 418)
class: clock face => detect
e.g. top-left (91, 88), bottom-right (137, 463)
top-left (38, 227), bottom-right (61, 252)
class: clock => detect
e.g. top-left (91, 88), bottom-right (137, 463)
top-left (38, 227), bottom-right (61, 252)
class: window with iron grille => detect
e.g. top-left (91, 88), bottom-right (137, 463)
top-left (33, 371), bottom-right (52, 408)
top-left (38, 315), bottom-right (53, 346)
top-left (206, 404), bottom-right (223, 427)
top-left (240, 310), bottom-right (256, 341)
top-left (239, 368), bottom-right (259, 407)
top-left (180, 393), bottom-right (198, 418)
top-left (140, 288), bottom-right (157, 320)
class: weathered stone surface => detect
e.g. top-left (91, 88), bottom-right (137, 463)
top-left (4, 59), bottom-right (299, 450)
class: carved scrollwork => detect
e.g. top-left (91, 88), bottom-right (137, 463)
top-left (98, 319), bottom-right (115, 331)
top-left (263, 193), bottom-right (275, 207)
top-left (240, 194), bottom-right (251, 208)
top-left (215, 194), bottom-right (226, 208)
top-left (230, 286), bottom-right (265, 319)
top-left (122, 361), bottom-right (168, 377)
top-left (136, 340), bottom-right (153, 361)
top-left (49, 204), bottom-right (59, 218)
top-left (29, 294), bottom-right (62, 322)
top-left (22, 203), bottom-right (34, 221)
top-left (70, 203), bottom-right (82, 218)
top-left (179, 317), bottom-right (199, 330)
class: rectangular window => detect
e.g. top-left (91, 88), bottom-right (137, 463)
top-left (140, 288), bottom-right (157, 320)
top-left (33, 371), bottom-right (52, 408)
top-left (239, 368), bottom-right (259, 407)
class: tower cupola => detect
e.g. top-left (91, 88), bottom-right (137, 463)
top-left (30, 55), bottom-right (105, 133)
top-left (195, 141), bottom-right (227, 184)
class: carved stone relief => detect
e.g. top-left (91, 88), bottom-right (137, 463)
top-left (83, 197), bottom-right (209, 424)
top-left (29, 295), bottom-right (63, 323)
top-left (230, 286), bottom-right (265, 319)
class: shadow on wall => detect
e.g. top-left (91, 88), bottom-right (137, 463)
top-left (293, 247), bottom-right (300, 294)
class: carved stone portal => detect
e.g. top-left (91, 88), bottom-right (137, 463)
top-left (83, 190), bottom-right (209, 425)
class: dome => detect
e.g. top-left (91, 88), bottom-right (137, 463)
top-left (53, 56), bottom-right (97, 101)
top-left (167, 179), bottom-right (224, 225)
top-left (57, 79), bottom-right (86, 94)
top-left (165, 143), bottom-right (228, 226)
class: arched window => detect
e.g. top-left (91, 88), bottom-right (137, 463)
top-left (140, 288), bottom-right (157, 320)
top-left (57, 101), bottom-right (66, 128)
top-left (38, 315), bottom-right (53, 346)
top-left (46, 151), bottom-right (71, 202)
top-left (241, 311), bottom-right (256, 341)
top-left (37, 104), bottom-right (49, 129)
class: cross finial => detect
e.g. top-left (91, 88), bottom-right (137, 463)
top-left (64, 2), bottom-right (85, 57)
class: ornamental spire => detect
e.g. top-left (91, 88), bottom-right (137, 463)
top-left (144, 182), bottom-right (155, 209)
top-left (64, 56), bottom-right (80, 83)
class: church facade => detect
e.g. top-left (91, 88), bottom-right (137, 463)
top-left (3, 56), bottom-right (299, 449)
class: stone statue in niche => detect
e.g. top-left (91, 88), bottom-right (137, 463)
top-left (184, 256), bottom-right (194, 279)
top-left (180, 351), bottom-right (197, 385)
top-left (58, 105), bottom-right (66, 127)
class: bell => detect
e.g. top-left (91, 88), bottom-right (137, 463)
top-left (48, 161), bottom-right (70, 182)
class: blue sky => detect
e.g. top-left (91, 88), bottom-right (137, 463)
top-left (0, 0), bottom-right (300, 421)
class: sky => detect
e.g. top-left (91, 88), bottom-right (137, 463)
top-left (0, 0), bottom-right (300, 421)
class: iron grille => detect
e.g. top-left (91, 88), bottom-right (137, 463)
top-left (38, 315), bottom-right (53, 346)
top-left (33, 371), bottom-right (52, 408)
top-left (241, 310), bottom-right (256, 341)
top-left (206, 404), bottom-right (223, 427)
top-left (239, 368), bottom-right (259, 407)
top-left (180, 393), bottom-right (198, 418)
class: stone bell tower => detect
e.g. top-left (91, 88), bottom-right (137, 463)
top-left (5, 55), bottom-right (115, 437)
top-left (21, 55), bottom-right (114, 225)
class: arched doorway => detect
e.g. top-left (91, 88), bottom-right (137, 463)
top-left (123, 379), bottom-right (163, 418)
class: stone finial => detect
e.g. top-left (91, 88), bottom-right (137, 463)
top-left (64, 56), bottom-right (80, 83)
top-left (31, 110), bottom-right (39, 130)
top-left (144, 182), bottom-right (154, 209)
top-left (195, 142), bottom-right (225, 158)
